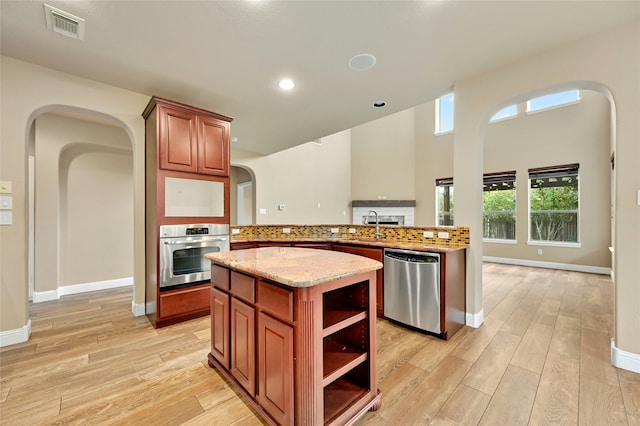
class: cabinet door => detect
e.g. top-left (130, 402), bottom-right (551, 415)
top-left (211, 288), bottom-right (230, 369)
top-left (198, 115), bottom-right (229, 176)
top-left (258, 313), bottom-right (294, 426)
top-left (231, 298), bottom-right (256, 396)
top-left (158, 105), bottom-right (197, 173)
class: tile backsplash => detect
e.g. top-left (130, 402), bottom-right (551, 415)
top-left (230, 224), bottom-right (469, 247)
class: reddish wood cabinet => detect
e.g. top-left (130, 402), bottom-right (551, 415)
top-left (155, 100), bottom-right (230, 176)
top-left (258, 312), bottom-right (294, 425)
top-left (208, 260), bottom-right (380, 425)
top-left (332, 244), bottom-right (384, 317)
top-left (210, 287), bottom-right (230, 368)
top-left (231, 298), bottom-right (256, 396)
top-left (142, 96), bottom-right (233, 328)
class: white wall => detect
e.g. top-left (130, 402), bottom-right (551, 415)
top-left (452, 21), bottom-right (640, 358)
top-left (33, 114), bottom-right (133, 294)
top-left (351, 108), bottom-right (416, 200)
top-left (0, 56), bottom-right (148, 340)
top-left (413, 91), bottom-right (611, 268)
top-left (231, 130), bottom-right (352, 224)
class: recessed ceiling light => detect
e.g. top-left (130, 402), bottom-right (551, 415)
top-left (278, 79), bottom-right (295, 90)
top-left (373, 101), bottom-right (387, 108)
top-left (349, 53), bottom-right (377, 71)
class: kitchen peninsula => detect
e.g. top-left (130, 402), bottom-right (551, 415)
top-left (205, 247), bottom-right (383, 426)
top-left (230, 224), bottom-right (469, 339)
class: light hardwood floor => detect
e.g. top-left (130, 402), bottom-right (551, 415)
top-left (1, 263), bottom-right (638, 425)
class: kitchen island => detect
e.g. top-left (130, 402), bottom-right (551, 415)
top-left (205, 247), bottom-right (383, 426)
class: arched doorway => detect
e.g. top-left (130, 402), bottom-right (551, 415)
top-left (230, 165), bottom-right (256, 225)
top-left (27, 107), bottom-right (136, 306)
top-left (482, 86), bottom-right (613, 272)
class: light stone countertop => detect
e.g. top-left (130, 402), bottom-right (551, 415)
top-left (230, 237), bottom-right (468, 253)
top-left (205, 246), bottom-right (383, 288)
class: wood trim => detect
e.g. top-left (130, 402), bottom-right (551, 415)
top-left (143, 96), bottom-right (233, 123)
top-left (351, 200), bottom-right (416, 208)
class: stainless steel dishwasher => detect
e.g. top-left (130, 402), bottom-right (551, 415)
top-left (383, 248), bottom-right (441, 334)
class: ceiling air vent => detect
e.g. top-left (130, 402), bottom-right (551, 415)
top-left (44, 4), bottom-right (85, 40)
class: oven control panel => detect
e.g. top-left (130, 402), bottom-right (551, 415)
top-left (186, 227), bottom-right (209, 235)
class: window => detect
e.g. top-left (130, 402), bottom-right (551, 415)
top-left (490, 104), bottom-right (517, 122)
top-left (436, 177), bottom-right (454, 226)
top-left (483, 171), bottom-right (516, 241)
top-left (435, 93), bottom-right (454, 134)
top-left (527, 90), bottom-right (580, 113)
top-left (529, 164), bottom-right (579, 244)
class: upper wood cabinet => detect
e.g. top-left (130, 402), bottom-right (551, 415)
top-left (144, 96), bottom-right (233, 177)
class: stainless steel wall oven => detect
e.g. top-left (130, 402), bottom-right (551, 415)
top-left (159, 224), bottom-right (229, 290)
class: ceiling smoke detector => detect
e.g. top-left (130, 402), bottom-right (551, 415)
top-left (44, 4), bottom-right (85, 40)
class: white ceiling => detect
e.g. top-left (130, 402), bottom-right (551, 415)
top-left (2, 1), bottom-right (639, 155)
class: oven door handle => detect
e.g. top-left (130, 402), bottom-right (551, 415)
top-left (163, 237), bottom-right (228, 246)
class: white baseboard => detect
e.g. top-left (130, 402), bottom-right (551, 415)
top-left (0, 319), bottom-right (31, 347)
top-left (32, 290), bottom-right (59, 303)
top-left (466, 309), bottom-right (484, 328)
top-left (131, 301), bottom-right (146, 317)
top-left (32, 277), bottom-right (133, 303)
top-left (483, 256), bottom-right (610, 275)
top-left (611, 339), bottom-right (640, 374)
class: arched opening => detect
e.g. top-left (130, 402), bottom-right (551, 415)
top-left (230, 165), bottom-right (256, 225)
top-left (26, 106), bottom-right (136, 308)
top-left (482, 83), bottom-right (614, 273)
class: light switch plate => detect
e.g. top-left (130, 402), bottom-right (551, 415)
top-left (438, 231), bottom-right (450, 239)
top-left (232, 229), bottom-right (240, 234)
top-left (0, 211), bottom-right (12, 225)
top-left (0, 181), bottom-right (11, 194)
top-left (349, 228), bottom-right (356, 234)
top-left (331, 228), bottom-right (339, 234)
top-left (0, 195), bottom-right (12, 210)
top-left (259, 208), bottom-right (267, 215)
top-left (423, 231), bottom-right (434, 238)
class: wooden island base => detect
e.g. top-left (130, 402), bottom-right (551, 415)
top-left (208, 353), bottom-right (382, 425)
top-left (205, 247), bottom-right (383, 426)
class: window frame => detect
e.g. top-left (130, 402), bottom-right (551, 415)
top-left (526, 90), bottom-right (581, 115)
top-left (435, 177), bottom-right (454, 226)
top-left (435, 92), bottom-right (454, 135)
top-left (489, 104), bottom-right (518, 123)
top-left (482, 171), bottom-right (517, 243)
top-left (527, 163), bottom-right (581, 247)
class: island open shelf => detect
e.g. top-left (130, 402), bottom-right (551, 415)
top-left (205, 247), bottom-right (382, 426)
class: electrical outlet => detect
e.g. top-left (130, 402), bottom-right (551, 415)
top-left (282, 228), bottom-right (291, 234)
top-left (259, 208), bottom-right (267, 215)
top-left (438, 231), bottom-right (450, 239)
top-left (424, 231), bottom-right (434, 238)
top-left (349, 228), bottom-right (356, 234)
top-left (331, 228), bottom-right (339, 234)
top-left (537, 249), bottom-right (543, 255)
top-left (232, 229), bottom-right (240, 234)
top-left (278, 204), bottom-right (285, 211)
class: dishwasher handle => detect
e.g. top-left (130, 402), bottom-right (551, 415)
top-left (384, 249), bottom-right (439, 264)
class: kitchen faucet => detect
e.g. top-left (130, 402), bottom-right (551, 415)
top-left (366, 210), bottom-right (382, 239)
